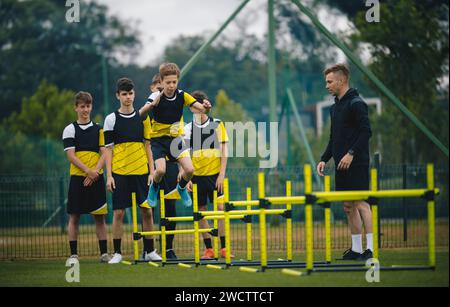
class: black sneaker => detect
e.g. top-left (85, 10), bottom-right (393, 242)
top-left (360, 249), bottom-right (373, 260)
top-left (342, 248), bottom-right (363, 260)
top-left (166, 249), bottom-right (177, 260)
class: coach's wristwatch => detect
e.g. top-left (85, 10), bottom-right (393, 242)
top-left (348, 149), bottom-right (354, 156)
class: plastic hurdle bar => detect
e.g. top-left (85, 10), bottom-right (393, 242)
top-left (131, 189), bottom-right (216, 265)
top-left (307, 163), bottom-right (439, 273)
top-left (157, 183), bottom-right (247, 266)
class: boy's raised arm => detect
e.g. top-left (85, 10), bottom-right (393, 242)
top-left (139, 91), bottom-right (162, 119)
top-left (189, 99), bottom-right (212, 114)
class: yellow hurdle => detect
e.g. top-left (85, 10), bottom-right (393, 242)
top-left (193, 184), bottom-right (200, 266)
top-left (178, 263), bottom-right (192, 269)
top-left (324, 176), bottom-right (332, 263)
top-left (131, 192), bottom-right (139, 263)
top-left (304, 164), bottom-right (314, 273)
top-left (239, 267), bottom-right (259, 273)
top-left (160, 190), bottom-right (167, 265)
top-left (206, 264), bottom-right (223, 270)
top-left (258, 172), bottom-right (267, 271)
top-left (427, 164), bottom-right (436, 268)
top-left (282, 268), bottom-right (303, 277)
top-left (138, 228), bottom-right (214, 236)
top-left (213, 190), bottom-right (219, 260)
top-left (314, 189), bottom-right (439, 202)
top-left (371, 169), bottom-right (379, 260)
top-left (229, 200), bottom-right (260, 207)
top-left (224, 178), bottom-right (231, 267)
top-left (246, 187), bottom-right (252, 261)
top-left (286, 181), bottom-right (292, 262)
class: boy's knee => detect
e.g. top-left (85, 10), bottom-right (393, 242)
top-left (155, 167), bottom-right (166, 178)
top-left (357, 201), bottom-right (371, 212)
top-left (93, 215), bottom-right (106, 224)
top-left (141, 208), bottom-right (153, 219)
top-left (343, 202), bottom-right (354, 214)
top-left (69, 214), bottom-right (80, 224)
top-left (114, 210), bottom-right (125, 220)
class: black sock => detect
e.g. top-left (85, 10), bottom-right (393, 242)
top-left (113, 239), bottom-right (122, 254)
top-left (204, 238), bottom-right (212, 249)
top-left (144, 239), bottom-right (154, 253)
top-left (179, 177), bottom-right (188, 189)
top-left (99, 240), bottom-right (107, 255)
top-left (69, 240), bottom-right (77, 255)
top-left (166, 235), bottom-right (174, 250)
top-left (220, 236), bottom-right (226, 249)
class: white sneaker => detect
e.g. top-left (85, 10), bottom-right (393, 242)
top-left (144, 249), bottom-right (162, 261)
top-left (108, 253), bottom-right (123, 264)
top-left (100, 253), bottom-right (111, 263)
top-left (67, 254), bottom-right (79, 265)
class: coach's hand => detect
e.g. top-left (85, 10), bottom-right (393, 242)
top-left (317, 161), bottom-right (326, 177)
top-left (107, 176), bottom-right (115, 192)
top-left (337, 154), bottom-right (354, 171)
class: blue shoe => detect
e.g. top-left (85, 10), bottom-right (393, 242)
top-left (177, 183), bottom-right (192, 208)
top-left (147, 182), bottom-right (159, 208)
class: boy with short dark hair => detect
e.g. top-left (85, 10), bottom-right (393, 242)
top-left (104, 78), bottom-right (161, 264)
top-left (62, 91), bottom-right (110, 262)
top-left (144, 63), bottom-right (212, 208)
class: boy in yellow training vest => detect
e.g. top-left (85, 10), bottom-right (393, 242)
top-left (62, 91), bottom-right (110, 263)
top-left (142, 63), bottom-right (211, 208)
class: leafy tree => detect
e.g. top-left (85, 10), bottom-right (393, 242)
top-left (0, 81), bottom-right (77, 174)
top-left (0, 0), bottom-right (140, 119)
top-left (350, 0), bottom-right (449, 163)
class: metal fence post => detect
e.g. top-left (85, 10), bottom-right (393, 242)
top-left (402, 164), bottom-right (408, 243)
top-left (59, 177), bottom-right (66, 234)
top-left (374, 153), bottom-right (382, 247)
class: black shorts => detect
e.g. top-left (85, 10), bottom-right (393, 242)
top-left (160, 160), bottom-right (180, 200)
top-left (335, 164), bottom-right (370, 191)
top-left (112, 173), bottom-right (149, 210)
top-left (67, 175), bottom-right (107, 215)
top-left (151, 136), bottom-right (189, 161)
top-left (191, 174), bottom-right (224, 207)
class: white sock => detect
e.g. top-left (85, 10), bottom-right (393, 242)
top-left (351, 234), bottom-right (363, 253)
top-left (366, 233), bottom-right (373, 251)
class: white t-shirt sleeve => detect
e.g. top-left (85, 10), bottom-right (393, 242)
top-left (146, 91), bottom-right (160, 104)
top-left (62, 124), bottom-right (75, 151)
top-left (103, 113), bottom-right (116, 147)
top-left (183, 122), bottom-right (192, 140)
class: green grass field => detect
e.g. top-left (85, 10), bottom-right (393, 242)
top-left (0, 248), bottom-right (448, 287)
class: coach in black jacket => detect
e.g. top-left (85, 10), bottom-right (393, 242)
top-left (317, 64), bottom-right (373, 261)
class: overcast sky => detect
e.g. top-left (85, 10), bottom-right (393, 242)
top-left (93, 0), bottom-right (350, 66)
top-left (94, 0), bottom-right (268, 66)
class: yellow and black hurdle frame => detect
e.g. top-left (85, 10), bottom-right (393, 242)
top-left (130, 163), bottom-right (438, 274)
top-left (257, 164), bottom-right (439, 274)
